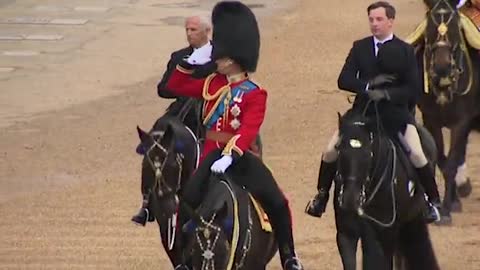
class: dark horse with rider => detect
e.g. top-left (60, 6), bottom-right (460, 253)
top-left (305, 2), bottom-right (441, 269)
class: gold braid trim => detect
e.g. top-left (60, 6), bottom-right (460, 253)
top-left (176, 64), bottom-right (193, 74)
top-left (202, 89), bottom-right (229, 126)
top-left (202, 74), bottom-right (229, 101)
top-left (201, 73), bottom-right (231, 126)
top-left (222, 134), bottom-right (243, 156)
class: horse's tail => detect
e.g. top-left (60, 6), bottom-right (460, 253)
top-left (398, 215), bottom-right (440, 270)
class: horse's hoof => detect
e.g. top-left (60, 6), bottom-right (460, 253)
top-left (433, 215), bottom-right (452, 226)
top-left (457, 178), bottom-right (472, 198)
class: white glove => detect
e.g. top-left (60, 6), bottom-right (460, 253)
top-left (210, 155), bottom-right (233, 174)
top-left (187, 43), bottom-right (212, 65)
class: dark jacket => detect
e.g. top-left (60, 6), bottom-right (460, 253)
top-left (337, 36), bottom-right (421, 134)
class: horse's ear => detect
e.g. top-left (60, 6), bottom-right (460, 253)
top-left (136, 126), bottom-right (149, 143)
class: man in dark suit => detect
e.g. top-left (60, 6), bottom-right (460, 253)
top-left (131, 16), bottom-right (212, 226)
top-left (305, 1), bottom-right (442, 223)
top-left (157, 16), bottom-right (212, 98)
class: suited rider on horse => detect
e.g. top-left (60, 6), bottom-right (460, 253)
top-left (305, 1), bottom-right (443, 223)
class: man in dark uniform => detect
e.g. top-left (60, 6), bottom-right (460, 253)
top-left (164, 2), bottom-right (304, 269)
top-left (305, 1), bottom-right (442, 223)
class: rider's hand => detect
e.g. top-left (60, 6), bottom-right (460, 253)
top-left (367, 89), bottom-right (390, 101)
top-left (368, 74), bottom-right (396, 89)
top-left (186, 43), bottom-right (212, 65)
top-left (210, 155), bottom-right (233, 174)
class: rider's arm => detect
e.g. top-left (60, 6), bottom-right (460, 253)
top-left (222, 89), bottom-right (267, 160)
top-left (157, 51), bottom-right (183, 98)
top-left (385, 46), bottom-right (420, 105)
top-left (164, 63), bottom-right (206, 99)
top-left (338, 41), bottom-right (369, 94)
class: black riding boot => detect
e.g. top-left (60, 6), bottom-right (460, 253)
top-left (416, 164), bottom-right (442, 223)
top-left (305, 160), bottom-right (337, 217)
top-left (131, 194), bottom-right (155, 226)
top-left (269, 203), bottom-right (304, 270)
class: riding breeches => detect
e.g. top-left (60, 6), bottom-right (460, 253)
top-left (398, 124), bottom-right (428, 168)
top-left (322, 130), bottom-right (340, 163)
top-left (322, 125), bottom-right (428, 168)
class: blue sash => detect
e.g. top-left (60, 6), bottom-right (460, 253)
top-left (205, 80), bottom-right (257, 129)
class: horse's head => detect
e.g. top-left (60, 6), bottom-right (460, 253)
top-left (136, 116), bottom-right (197, 213)
top-left (424, 0), bottom-right (464, 104)
top-left (336, 111), bottom-right (376, 212)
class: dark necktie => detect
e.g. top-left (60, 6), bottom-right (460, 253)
top-left (376, 42), bottom-right (383, 56)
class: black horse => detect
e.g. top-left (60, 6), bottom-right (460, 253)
top-left (136, 111), bottom-right (200, 267)
top-left (181, 173), bottom-right (277, 270)
top-left (409, 0), bottom-right (478, 224)
top-left (135, 97), bottom-right (267, 268)
top-left (334, 109), bottom-right (440, 270)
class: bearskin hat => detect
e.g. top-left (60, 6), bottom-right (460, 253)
top-left (210, 1), bottom-right (260, 72)
top-left (377, 41), bottom-right (409, 76)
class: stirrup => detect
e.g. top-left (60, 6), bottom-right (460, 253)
top-left (284, 257), bottom-right (304, 270)
top-left (430, 204), bottom-right (441, 222)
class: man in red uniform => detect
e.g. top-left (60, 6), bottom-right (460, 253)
top-left (164, 2), bottom-right (304, 269)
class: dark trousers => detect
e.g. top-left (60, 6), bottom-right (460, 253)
top-left (182, 149), bottom-right (296, 262)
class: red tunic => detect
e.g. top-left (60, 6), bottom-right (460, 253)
top-left (165, 65), bottom-right (267, 162)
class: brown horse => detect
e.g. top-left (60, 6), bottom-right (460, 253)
top-left (407, 0), bottom-right (478, 225)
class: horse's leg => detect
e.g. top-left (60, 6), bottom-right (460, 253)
top-left (362, 226), bottom-right (394, 270)
top-left (422, 114), bottom-right (446, 169)
top-left (336, 232), bottom-right (358, 270)
top-left (393, 249), bottom-right (406, 270)
top-left (455, 161), bottom-right (473, 199)
top-left (441, 121), bottom-right (470, 222)
top-left (156, 218), bottom-right (179, 267)
top-left (398, 215), bottom-right (440, 270)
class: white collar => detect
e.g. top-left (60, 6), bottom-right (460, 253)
top-left (373, 34), bottom-right (394, 45)
top-left (193, 41), bottom-right (212, 51)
